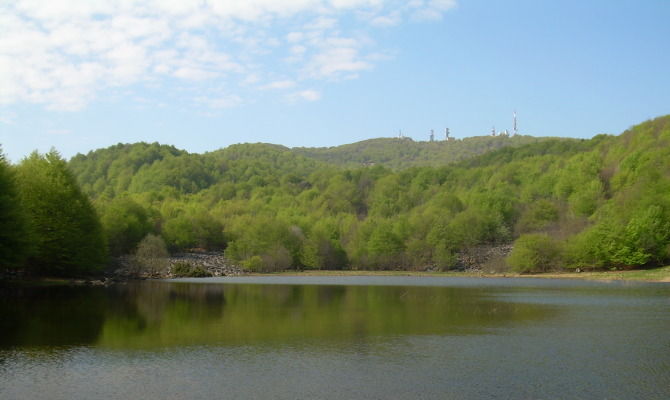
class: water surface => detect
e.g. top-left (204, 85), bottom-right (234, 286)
top-left (1, 277), bottom-right (668, 399)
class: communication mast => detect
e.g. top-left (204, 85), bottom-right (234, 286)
top-left (513, 111), bottom-right (518, 136)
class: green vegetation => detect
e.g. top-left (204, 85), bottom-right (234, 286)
top-left (133, 234), bottom-right (169, 276)
top-left (293, 135), bottom-right (561, 169)
top-left (0, 149), bottom-right (31, 270)
top-left (171, 262), bottom-right (212, 278)
top-left (3, 115), bottom-right (670, 276)
top-left (8, 150), bottom-right (106, 277)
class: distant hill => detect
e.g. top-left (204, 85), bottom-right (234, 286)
top-left (62, 116), bottom-right (670, 273)
top-left (292, 135), bottom-right (569, 169)
top-left (68, 134), bottom-right (566, 198)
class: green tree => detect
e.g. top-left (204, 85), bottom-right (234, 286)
top-left (161, 210), bottom-right (225, 251)
top-left (134, 233), bottom-right (169, 276)
top-left (16, 150), bottom-right (106, 276)
top-left (99, 197), bottom-right (153, 255)
top-left (0, 150), bottom-right (31, 271)
top-left (507, 234), bottom-right (563, 273)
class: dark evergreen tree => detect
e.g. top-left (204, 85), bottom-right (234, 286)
top-left (16, 150), bottom-right (106, 276)
top-left (0, 149), bottom-right (31, 272)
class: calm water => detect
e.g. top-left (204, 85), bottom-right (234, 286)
top-left (1, 276), bottom-right (668, 399)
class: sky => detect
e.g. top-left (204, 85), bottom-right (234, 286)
top-left (1, 0), bottom-right (669, 162)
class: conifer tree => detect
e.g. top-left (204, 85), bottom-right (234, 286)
top-left (15, 150), bottom-right (106, 276)
top-left (0, 149), bottom-right (31, 271)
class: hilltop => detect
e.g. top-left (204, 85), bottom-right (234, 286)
top-left (68, 134), bottom-right (569, 198)
top-left (57, 115), bottom-right (670, 274)
top-left (292, 135), bottom-right (565, 169)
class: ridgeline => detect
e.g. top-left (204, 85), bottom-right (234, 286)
top-left (2, 116), bottom-right (670, 277)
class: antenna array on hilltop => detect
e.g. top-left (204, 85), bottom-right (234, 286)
top-left (395, 111), bottom-right (520, 141)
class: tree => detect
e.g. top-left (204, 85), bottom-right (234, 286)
top-left (0, 149), bottom-right (31, 271)
top-left (507, 234), bottom-right (563, 273)
top-left (161, 209), bottom-right (225, 251)
top-left (15, 150), bottom-right (106, 276)
top-left (134, 234), bottom-right (169, 276)
top-left (99, 197), bottom-right (153, 255)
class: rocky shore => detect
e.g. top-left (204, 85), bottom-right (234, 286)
top-left (168, 252), bottom-right (246, 277)
top-left (455, 244), bottom-right (513, 272)
top-left (110, 251), bottom-right (246, 279)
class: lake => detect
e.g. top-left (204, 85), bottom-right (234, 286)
top-left (1, 276), bottom-right (668, 399)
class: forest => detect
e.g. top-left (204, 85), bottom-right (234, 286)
top-left (2, 115), bottom-right (669, 277)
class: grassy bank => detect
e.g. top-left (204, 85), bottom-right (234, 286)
top-left (253, 266), bottom-right (670, 283)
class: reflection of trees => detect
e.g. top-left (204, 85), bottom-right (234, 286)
top-left (0, 286), bottom-right (107, 347)
top-left (97, 283), bottom-right (558, 349)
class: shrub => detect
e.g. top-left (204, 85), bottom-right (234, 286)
top-left (134, 234), bottom-right (169, 276)
top-left (171, 262), bottom-right (212, 277)
top-left (507, 233), bottom-right (563, 273)
top-left (242, 256), bottom-right (263, 272)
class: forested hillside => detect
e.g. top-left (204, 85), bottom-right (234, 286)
top-left (293, 135), bottom-right (560, 169)
top-left (61, 116), bottom-right (670, 274)
top-left (3, 117), bottom-right (669, 277)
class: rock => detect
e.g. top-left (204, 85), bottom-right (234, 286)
top-left (455, 244), bottom-right (513, 272)
top-left (166, 251), bottom-right (245, 278)
top-left (108, 251), bottom-right (246, 279)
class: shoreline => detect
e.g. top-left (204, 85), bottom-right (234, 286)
top-left (248, 266), bottom-right (670, 283)
top-left (4, 266), bottom-right (669, 287)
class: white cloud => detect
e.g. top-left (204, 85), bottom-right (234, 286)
top-left (304, 17), bottom-right (338, 30)
top-left (304, 37), bottom-right (373, 79)
top-left (288, 89), bottom-right (322, 102)
top-left (411, 0), bottom-right (457, 21)
top-left (0, 0), bottom-right (457, 110)
top-left (370, 13), bottom-right (401, 27)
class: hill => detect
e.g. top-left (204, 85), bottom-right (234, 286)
top-left (63, 116), bottom-right (670, 273)
top-left (292, 135), bottom-right (565, 169)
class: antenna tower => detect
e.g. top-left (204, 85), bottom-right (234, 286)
top-left (513, 111), bottom-right (518, 136)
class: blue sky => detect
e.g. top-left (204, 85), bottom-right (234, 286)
top-left (1, 0), bottom-right (669, 162)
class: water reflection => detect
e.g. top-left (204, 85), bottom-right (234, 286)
top-left (1, 281), bottom-right (556, 350)
top-left (0, 285), bottom-right (107, 347)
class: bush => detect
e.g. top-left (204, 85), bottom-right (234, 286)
top-left (242, 256), bottom-right (263, 272)
top-left (134, 234), bottom-right (169, 276)
top-left (171, 262), bottom-right (212, 277)
top-left (507, 233), bottom-right (563, 273)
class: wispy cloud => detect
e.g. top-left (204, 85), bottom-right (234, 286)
top-left (262, 80), bottom-right (297, 90)
top-left (287, 89), bottom-right (322, 103)
top-left (0, 0), bottom-right (457, 110)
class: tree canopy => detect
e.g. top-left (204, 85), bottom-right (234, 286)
top-left (15, 150), bottom-right (107, 276)
top-left (5, 115), bottom-right (670, 275)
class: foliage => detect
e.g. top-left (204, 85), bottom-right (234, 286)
top-left (294, 135), bottom-right (565, 169)
top-left (53, 114), bottom-right (670, 272)
top-left (99, 197), bottom-right (153, 256)
top-left (0, 149), bottom-right (31, 271)
top-left (171, 262), bottom-right (212, 277)
top-left (15, 150), bottom-right (106, 276)
top-left (507, 234), bottom-right (563, 273)
top-left (134, 234), bottom-right (169, 276)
